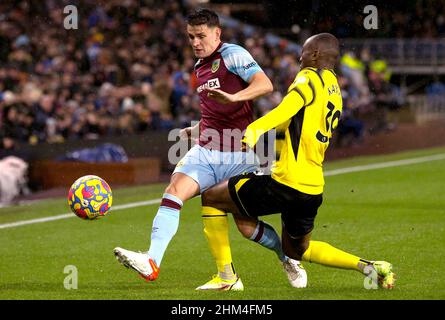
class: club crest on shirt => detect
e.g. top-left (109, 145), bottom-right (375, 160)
top-left (211, 59), bottom-right (221, 73)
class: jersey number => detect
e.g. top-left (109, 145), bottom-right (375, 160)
top-left (316, 101), bottom-right (341, 143)
top-left (325, 101), bottom-right (341, 132)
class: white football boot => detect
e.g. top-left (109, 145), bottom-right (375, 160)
top-left (114, 247), bottom-right (159, 281)
top-left (283, 258), bottom-right (307, 288)
top-left (370, 260), bottom-right (396, 289)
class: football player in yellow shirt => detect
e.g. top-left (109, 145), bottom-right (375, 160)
top-left (201, 33), bottom-right (395, 289)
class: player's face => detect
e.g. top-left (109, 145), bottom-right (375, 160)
top-left (299, 38), bottom-right (317, 69)
top-left (187, 24), bottom-right (221, 58)
top-left (299, 46), bottom-right (312, 69)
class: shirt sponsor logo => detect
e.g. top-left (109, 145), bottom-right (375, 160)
top-left (197, 78), bottom-right (221, 93)
top-left (243, 61), bottom-right (257, 70)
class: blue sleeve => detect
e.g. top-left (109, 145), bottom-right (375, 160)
top-left (220, 43), bottom-right (263, 83)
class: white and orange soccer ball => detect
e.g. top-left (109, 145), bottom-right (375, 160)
top-left (68, 175), bottom-right (113, 220)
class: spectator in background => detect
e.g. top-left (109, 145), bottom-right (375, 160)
top-left (338, 48), bottom-right (404, 138)
top-left (336, 76), bottom-right (364, 147)
top-left (171, 71), bottom-right (191, 118)
top-left (0, 134), bottom-right (16, 155)
top-left (426, 75), bottom-right (445, 96)
top-left (368, 66), bottom-right (401, 133)
top-left (340, 51), bottom-right (369, 102)
top-left (425, 75), bottom-right (445, 117)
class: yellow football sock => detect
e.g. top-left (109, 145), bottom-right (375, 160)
top-left (201, 206), bottom-right (237, 281)
top-left (302, 240), bottom-right (366, 272)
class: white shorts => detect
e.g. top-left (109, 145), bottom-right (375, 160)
top-left (173, 145), bottom-right (259, 193)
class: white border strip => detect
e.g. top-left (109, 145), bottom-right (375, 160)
top-left (1, 153), bottom-right (444, 230)
top-left (0, 199), bottom-right (162, 230)
top-left (324, 153), bottom-right (445, 176)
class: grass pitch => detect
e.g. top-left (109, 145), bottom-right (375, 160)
top-left (0, 146), bottom-right (444, 300)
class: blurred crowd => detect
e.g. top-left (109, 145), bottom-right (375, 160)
top-left (0, 0), bottom-right (403, 154)
top-left (307, 0), bottom-right (445, 39)
top-left (1, 0), bottom-right (192, 151)
top-left (335, 49), bottom-right (403, 146)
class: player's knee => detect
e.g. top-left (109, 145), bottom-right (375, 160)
top-left (165, 183), bottom-right (179, 197)
top-left (201, 188), bottom-right (217, 207)
top-left (235, 223), bottom-right (255, 239)
top-left (233, 216), bottom-right (257, 238)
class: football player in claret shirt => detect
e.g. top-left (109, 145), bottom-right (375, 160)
top-left (201, 33), bottom-right (396, 289)
top-left (114, 8), bottom-right (308, 290)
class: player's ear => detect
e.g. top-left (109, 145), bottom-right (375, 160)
top-left (215, 27), bottom-right (221, 40)
top-left (311, 50), bottom-right (319, 62)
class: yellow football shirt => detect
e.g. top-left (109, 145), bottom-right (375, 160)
top-left (243, 67), bottom-right (343, 194)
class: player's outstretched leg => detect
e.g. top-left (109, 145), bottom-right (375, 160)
top-left (113, 192), bottom-right (183, 282)
top-left (237, 218), bottom-right (307, 288)
top-left (197, 206), bottom-right (243, 291)
top-left (290, 236), bottom-right (396, 289)
top-left (201, 180), bottom-right (307, 289)
top-left (114, 173), bottom-right (199, 282)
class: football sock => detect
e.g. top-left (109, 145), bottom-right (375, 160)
top-left (302, 240), bottom-right (367, 272)
top-left (147, 193), bottom-right (182, 266)
top-left (201, 206), bottom-right (237, 281)
top-left (250, 220), bottom-right (287, 262)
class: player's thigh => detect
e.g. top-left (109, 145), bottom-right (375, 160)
top-left (227, 173), bottom-right (281, 218)
top-left (201, 180), bottom-right (240, 214)
top-left (280, 191), bottom-right (323, 239)
top-left (172, 145), bottom-right (217, 195)
top-left (217, 149), bottom-right (259, 180)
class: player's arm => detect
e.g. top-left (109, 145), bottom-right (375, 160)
top-left (206, 44), bottom-right (273, 104)
top-left (206, 71), bottom-right (273, 104)
top-left (242, 74), bottom-right (314, 148)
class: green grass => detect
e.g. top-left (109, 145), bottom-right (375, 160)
top-left (0, 146), bottom-right (444, 300)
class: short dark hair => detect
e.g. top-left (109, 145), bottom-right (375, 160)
top-left (186, 8), bottom-right (220, 28)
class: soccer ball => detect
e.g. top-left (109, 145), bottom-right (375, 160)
top-left (68, 175), bottom-right (113, 220)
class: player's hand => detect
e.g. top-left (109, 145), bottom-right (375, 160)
top-left (206, 88), bottom-right (238, 104)
top-left (179, 127), bottom-right (192, 140)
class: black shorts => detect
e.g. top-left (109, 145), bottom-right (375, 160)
top-left (228, 172), bottom-right (323, 237)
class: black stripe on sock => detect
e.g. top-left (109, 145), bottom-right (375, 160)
top-left (231, 263), bottom-right (236, 276)
top-left (201, 215), bottom-right (227, 217)
top-left (253, 221), bottom-right (265, 242)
